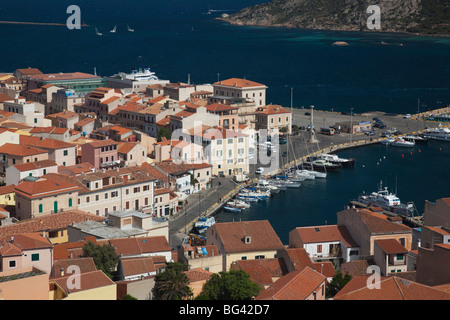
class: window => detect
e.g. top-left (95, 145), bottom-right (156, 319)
top-left (317, 245), bottom-right (322, 253)
top-left (39, 204), bottom-right (43, 213)
top-left (396, 254), bottom-right (404, 261)
top-left (86, 196), bottom-right (90, 203)
top-left (241, 256), bottom-right (247, 260)
top-left (9, 260), bottom-right (16, 268)
top-left (68, 198), bottom-right (72, 207)
top-left (31, 253), bottom-right (40, 261)
top-left (64, 150), bottom-right (68, 156)
top-left (255, 255), bottom-right (265, 259)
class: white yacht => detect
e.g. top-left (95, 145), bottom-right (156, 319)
top-left (357, 182), bottom-right (415, 216)
top-left (422, 126), bottom-right (450, 141)
top-left (127, 25), bottom-right (134, 32)
top-left (110, 25), bottom-right (117, 33)
top-left (319, 153), bottom-right (355, 167)
top-left (381, 137), bottom-right (415, 147)
top-left (95, 27), bottom-right (102, 36)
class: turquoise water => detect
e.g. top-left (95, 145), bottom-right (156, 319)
top-left (216, 140), bottom-right (450, 244)
top-left (1, 0), bottom-right (449, 114)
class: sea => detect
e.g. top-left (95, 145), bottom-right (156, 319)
top-left (2, 0), bottom-right (450, 244)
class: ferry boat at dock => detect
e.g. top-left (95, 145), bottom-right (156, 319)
top-left (422, 126), bottom-right (450, 141)
top-left (357, 182), bottom-right (415, 216)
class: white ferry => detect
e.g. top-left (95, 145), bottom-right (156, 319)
top-left (422, 126), bottom-right (450, 141)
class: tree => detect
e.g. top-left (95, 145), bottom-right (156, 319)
top-left (152, 262), bottom-right (193, 300)
top-left (157, 127), bottom-right (171, 142)
top-left (198, 270), bottom-right (260, 300)
top-left (326, 271), bottom-right (352, 298)
top-left (82, 241), bottom-right (119, 279)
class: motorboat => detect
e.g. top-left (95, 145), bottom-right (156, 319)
top-left (255, 180), bottom-right (280, 193)
top-left (110, 25), bottom-right (117, 33)
top-left (422, 126), bottom-right (450, 141)
top-left (194, 217), bottom-right (215, 233)
top-left (236, 195), bottom-right (259, 202)
top-left (318, 153), bottom-right (355, 167)
top-left (402, 135), bottom-right (428, 144)
top-left (295, 169), bottom-right (316, 180)
top-left (127, 25), bottom-right (134, 32)
top-left (381, 137), bottom-right (415, 147)
top-left (357, 181), bottom-right (415, 216)
top-left (223, 206), bottom-right (242, 213)
top-left (303, 159), bottom-right (341, 172)
top-left (226, 200), bottom-right (251, 209)
top-left (95, 27), bottom-right (102, 36)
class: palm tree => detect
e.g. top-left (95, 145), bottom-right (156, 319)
top-left (152, 263), bottom-right (193, 300)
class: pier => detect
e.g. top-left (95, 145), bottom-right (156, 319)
top-left (169, 106), bottom-right (449, 247)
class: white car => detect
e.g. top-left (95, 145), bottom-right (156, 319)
top-left (403, 114), bottom-right (411, 119)
top-left (255, 167), bottom-right (264, 174)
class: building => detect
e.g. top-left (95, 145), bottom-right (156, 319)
top-left (205, 220), bottom-right (285, 271)
top-left (0, 143), bottom-right (49, 173)
top-left (50, 88), bottom-right (85, 114)
top-left (29, 126), bottom-right (70, 142)
top-left (255, 104), bottom-right (292, 135)
top-left (22, 138), bottom-right (77, 167)
top-left (255, 266), bottom-right (327, 300)
top-left (0, 266), bottom-right (49, 300)
top-left (6, 159), bottom-right (58, 186)
top-left (374, 238), bottom-right (409, 276)
top-left (199, 127), bottom-right (249, 177)
top-left (44, 166), bottom-right (158, 216)
top-left (423, 197), bottom-right (450, 228)
top-left (3, 99), bottom-right (49, 127)
top-left (205, 103), bottom-right (239, 131)
top-left (46, 110), bottom-right (80, 130)
top-left (0, 209), bottom-right (106, 244)
top-left (288, 225), bottom-right (360, 265)
top-left (416, 243), bottom-right (450, 287)
top-left (14, 176), bottom-right (80, 220)
top-left (335, 120), bottom-right (373, 134)
top-left (26, 72), bottom-right (105, 94)
top-left (178, 244), bottom-right (222, 273)
top-left (50, 270), bottom-right (116, 300)
top-left (211, 78), bottom-right (267, 108)
top-left (117, 142), bottom-right (147, 167)
top-left (0, 184), bottom-right (15, 207)
top-left (337, 208), bottom-right (412, 257)
top-left (80, 139), bottom-right (119, 171)
top-left (334, 275), bottom-right (450, 300)
top-left (0, 233), bottom-right (53, 274)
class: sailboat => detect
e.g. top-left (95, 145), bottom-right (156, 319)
top-left (127, 25), bottom-right (134, 32)
top-left (110, 25), bottom-right (117, 33)
top-left (95, 27), bottom-right (102, 36)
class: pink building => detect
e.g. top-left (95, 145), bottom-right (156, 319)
top-left (81, 139), bottom-right (119, 170)
top-left (0, 233), bottom-right (53, 275)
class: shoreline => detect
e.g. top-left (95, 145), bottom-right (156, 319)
top-left (174, 106), bottom-right (450, 239)
top-left (216, 17), bottom-right (450, 38)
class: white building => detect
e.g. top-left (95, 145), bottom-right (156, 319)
top-left (289, 225), bottom-right (361, 265)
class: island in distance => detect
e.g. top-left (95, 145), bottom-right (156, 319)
top-left (218, 0), bottom-right (450, 36)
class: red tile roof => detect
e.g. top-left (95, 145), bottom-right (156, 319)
top-left (51, 270), bottom-right (115, 294)
top-left (375, 239), bottom-right (408, 254)
top-left (334, 276), bottom-right (450, 300)
top-left (14, 177), bottom-right (80, 199)
top-left (290, 225), bottom-right (359, 248)
top-left (0, 143), bottom-right (48, 157)
top-left (256, 267), bottom-right (326, 300)
top-left (210, 220), bottom-right (284, 253)
top-left (214, 78), bottom-right (266, 88)
top-left (0, 210), bottom-right (105, 238)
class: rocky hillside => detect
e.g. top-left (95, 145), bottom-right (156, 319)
top-left (219, 0), bottom-right (450, 35)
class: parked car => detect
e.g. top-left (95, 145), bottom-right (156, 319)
top-left (256, 167), bottom-right (264, 175)
top-left (403, 114), bottom-right (412, 119)
top-left (365, 131), bottom-right (376, 136)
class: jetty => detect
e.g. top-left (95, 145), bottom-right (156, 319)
top-left (170, 105), bottom-right (450, 245)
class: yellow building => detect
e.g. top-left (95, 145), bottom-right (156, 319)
top-left (0, 184), bottom-right (15, 206)
top-left (50, 270), bottom-right (117, 300)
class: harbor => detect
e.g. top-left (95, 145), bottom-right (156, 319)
top-left (169, 106), bottom-right (450, 246)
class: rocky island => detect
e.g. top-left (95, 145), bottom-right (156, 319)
top-left (218, 0), bottom-right (450, 36)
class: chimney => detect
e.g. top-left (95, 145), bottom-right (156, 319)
top-left (244, 236), bottom-right (251, 244)
top-left (60, 267), bottom-right (65, 277)
top-left (10, 236), bottom-right (14, 243)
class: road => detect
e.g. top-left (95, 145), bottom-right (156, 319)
top-left (167, 108), bottom-right (441, 248)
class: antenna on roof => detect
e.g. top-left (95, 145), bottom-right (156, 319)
top-left (94, 67), bottom-right (97, 76)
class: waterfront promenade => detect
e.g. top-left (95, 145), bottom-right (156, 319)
top-left (168, 106), bottom-right (448, 248)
